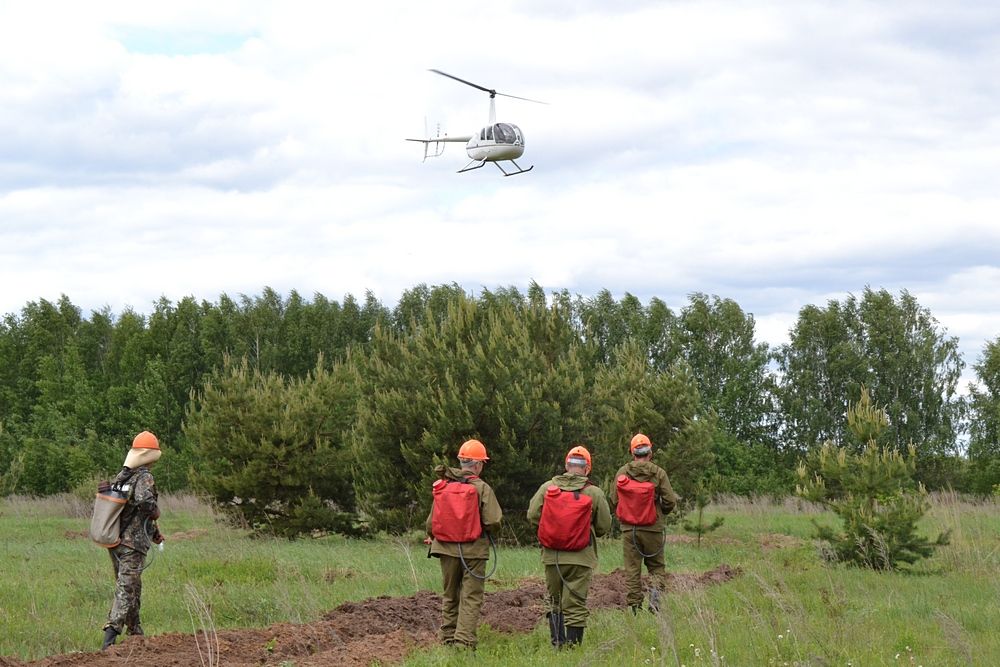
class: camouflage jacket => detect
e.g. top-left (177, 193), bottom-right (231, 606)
top-left (112, 466), bottom-right (159, 553)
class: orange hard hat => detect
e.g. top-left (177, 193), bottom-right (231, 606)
top-left (630, 433), bottom-right (652, 454)
top-left (132, 431), bottom-right (160, 450)
top-left (458, 439), bottom-right (489, 461)
top-left (565, 445), bottom-right (592, 474)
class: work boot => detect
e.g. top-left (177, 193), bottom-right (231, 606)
top-left (101, 627), bottom-right (119, 650)
top-left (566, 626), bottom-right (585, 646)
top-left (547, 611), bottom-right (566, 648)
top-left (127, 625), bottom-right (144, 636)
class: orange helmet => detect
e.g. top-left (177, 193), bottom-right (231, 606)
top-left (132, 431), bottom-right (160, 450)
top-left (630, 433), bottom-right (652, 456)
top-left (565, 445), bottom-right (592, 474)
top-left (458, 439), bottom-right (489, 461)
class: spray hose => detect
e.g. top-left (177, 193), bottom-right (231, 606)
top-left (552, 531), bottom-right (595, 609)
top-left (630, 525), bottom-right (666, 559)
top-left (110, 517), bottom-right (162, 572)
top-left (457, 530), bottom-right (498, 581)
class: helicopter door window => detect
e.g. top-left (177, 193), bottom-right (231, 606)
top-left (486, 126), bottom-right (493, 141)
top-left (480, 128), bottom-right (485, 140)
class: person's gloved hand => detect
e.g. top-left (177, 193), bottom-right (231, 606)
top-left (151, 527), bottom-right (165, 544)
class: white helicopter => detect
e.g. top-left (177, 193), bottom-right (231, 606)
top-left (407, 69), bottom-right (545, 177)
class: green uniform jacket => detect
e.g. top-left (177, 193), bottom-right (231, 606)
top-left (426, 465), bottom-right (502, 559)
top-left (527, 473), bottom-right (612, 568)
top-left (608, 460), bottom-right (679, 533)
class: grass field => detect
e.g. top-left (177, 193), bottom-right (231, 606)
top-left (0, 492), bottom-right (997, 665)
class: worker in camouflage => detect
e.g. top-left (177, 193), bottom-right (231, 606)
top-left (425, 439), bottom-right (502, 650)
top-left (609, 433), bottom-right (679, 614)
top-left (102, 431), bottom-right (164, 650)
top-left (527, 445), bottom-right (612, 648)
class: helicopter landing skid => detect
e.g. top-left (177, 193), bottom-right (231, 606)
top-left (457, 158), bottom-right (487, 173)
top-left (495, 159), bottom-right (533, 177)
top-left (456, 158), bottom-right (534, 176)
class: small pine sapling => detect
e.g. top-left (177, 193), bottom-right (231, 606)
top-left (681, 479), bottom-right (725, 547)
top-left (796, 386), bottom-right (950, 570)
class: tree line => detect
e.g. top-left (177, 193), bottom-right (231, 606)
top-left (1, 283), bottom-right (998, 534)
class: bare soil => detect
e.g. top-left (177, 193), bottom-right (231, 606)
top-left (12, 565), bottom-right (739, 667)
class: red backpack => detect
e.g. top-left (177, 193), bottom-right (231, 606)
top-left (431, 478), bottom-right (482, 543)
top-left (538, 485), bottom-right (593, 551)
top-left (615, 475), bottom-right (657, 526)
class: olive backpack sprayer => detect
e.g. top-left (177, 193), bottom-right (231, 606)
top-left (89, 479), bottom-right (131, 548)
top-left (430, 477), bottom-right (498, 579)
top-left (90, 474), bottom-right (163, 571)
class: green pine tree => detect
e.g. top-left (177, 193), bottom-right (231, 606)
top-left (796, 386), bottom-right (950, 570)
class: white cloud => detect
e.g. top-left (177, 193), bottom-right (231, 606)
top-left (1, 0), bottom-right (999, 384)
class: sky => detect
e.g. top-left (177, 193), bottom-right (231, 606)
top-left (1, 1), bottom-right (999, 387)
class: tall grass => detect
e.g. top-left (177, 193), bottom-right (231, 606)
top-left (1, 493), bottom-right (997, 665)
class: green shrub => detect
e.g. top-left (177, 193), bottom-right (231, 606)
top-left (186, 356), bottom-right (364, 537)
top-left (796, 387), bottom-right (949, 570)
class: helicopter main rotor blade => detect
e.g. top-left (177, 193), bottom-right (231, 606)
top-left (429, 69), bottom-right (547, 104)
top-left (429, 69), bottom-right (495, 96)
top-left (496, 91), bottom-right (548, 105)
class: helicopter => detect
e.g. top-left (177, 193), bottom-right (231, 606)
top-left (407, 69), bottom-right (545, 177)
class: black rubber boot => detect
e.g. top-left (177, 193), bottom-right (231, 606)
top-left (547, 612), bottom-right (566, 648)
top-left (101, 627), bottom-right (119, 650)
top-left (566, 626), bottom-right (585, 646)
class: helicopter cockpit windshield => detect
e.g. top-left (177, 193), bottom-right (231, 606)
top-left (493, 123), bottom-right (522, 145)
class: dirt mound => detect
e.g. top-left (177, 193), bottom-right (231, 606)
top-left (16, 565), bottom-right (740, 666)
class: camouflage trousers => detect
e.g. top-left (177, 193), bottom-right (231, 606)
top-left (623, 528), bottom-right (666, 608)
top-left (105, 545), bottom-right (146, 634)
top-left (544, 563), bottom-right (593, 628)
top-left (438, 554), bottom-right (486, 648)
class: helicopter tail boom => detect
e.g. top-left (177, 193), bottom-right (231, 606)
top-left (405, 132), bottom-right (473, 162)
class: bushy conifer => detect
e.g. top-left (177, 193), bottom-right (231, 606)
top-left (797, 387), bottom-right (949, 570)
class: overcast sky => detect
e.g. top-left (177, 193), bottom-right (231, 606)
top-left (2, 1), bottom-right (998, 386)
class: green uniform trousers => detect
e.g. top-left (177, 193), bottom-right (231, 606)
top-left (622, 528), bottom-right (666, 607)
top-left (438, 554), bottom-right (486, 647)
top-left (544, 562), bottom-right (594, 628)
top-left (105, 546), bottom-right (145, 634)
